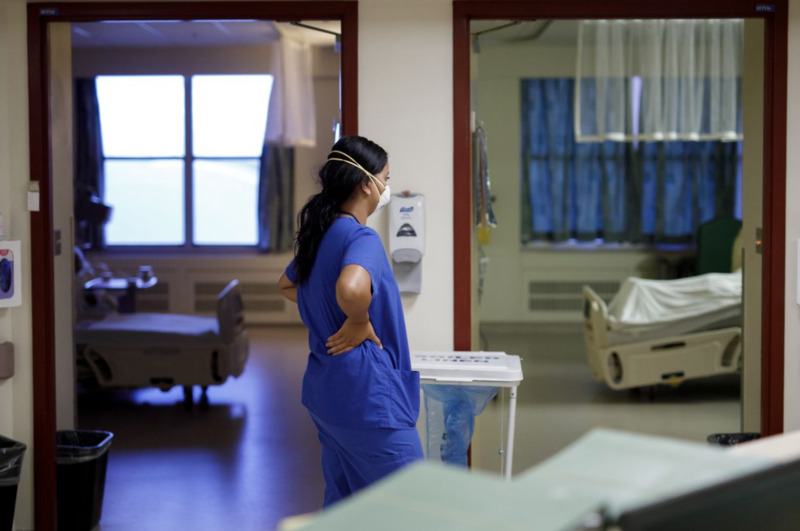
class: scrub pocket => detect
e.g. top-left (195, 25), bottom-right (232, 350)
top-left (302, 344), bottom-right (388, 428)
top-left (362, 345), bottom-right (420, 428)
top-left (380, 367), bottom-right (420, 428)
top-left (302, 344), bottom-right (420, 429)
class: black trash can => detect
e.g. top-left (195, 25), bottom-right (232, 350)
top-left (56, 430), bottom-right (113, 531)
top-left (0, 435), bottom-right (26, 531)
top-left (707, 432), bottom-right (761, 446)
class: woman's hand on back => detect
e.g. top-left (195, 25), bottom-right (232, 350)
top-left (326, 317), bottom-right (382, 355)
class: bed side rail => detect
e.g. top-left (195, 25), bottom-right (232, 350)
top-left (598, 327), bottom-right (742, 390)
top-left (583, 285), bottom-right (611, 381)
top-left (582, 285), bottom-right (610, 347)
top-left (217, 280), bottom-right (245, 343)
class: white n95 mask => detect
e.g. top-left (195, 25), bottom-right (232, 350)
top-left (376, 185), bottom-right (392, 211)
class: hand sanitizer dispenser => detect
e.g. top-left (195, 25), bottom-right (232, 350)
top-left (389, 192), bottom-right (425, 294)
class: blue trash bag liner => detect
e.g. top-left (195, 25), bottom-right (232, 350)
top-left (56, 430), bottom-right (113, 465)
top-left (422, 384), bottom-right (499, 467)
top-left (0, 435), bottom-right (26, 487)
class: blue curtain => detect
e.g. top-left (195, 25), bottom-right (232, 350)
top-left (74, 78), bottom-right (106, 249)
top-left (521, 78), bottom-right (740, 244)
top-left (258, 144), bottom-right (295, 252)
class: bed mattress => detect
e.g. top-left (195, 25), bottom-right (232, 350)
top-left (74, 313), bottom-right (220, 347)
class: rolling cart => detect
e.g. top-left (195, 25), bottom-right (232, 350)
top-left (411, 351), bottom-right (523, 480)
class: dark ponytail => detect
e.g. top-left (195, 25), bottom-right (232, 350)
top-left (293, 136), bottom-right (388, 283)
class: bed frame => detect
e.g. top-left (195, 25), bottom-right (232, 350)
top-left (75, 280), bottom-right (249, 404)
top-left (582, 285), bottom-right (741, 390)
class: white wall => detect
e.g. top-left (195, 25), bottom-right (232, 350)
top-left (784, 0), bottom-right (800, 432)
top-left (359, 0), bottom-right (454, 351)
top-left (0, 0), bottom-right (15, 438)
top-left (0, 0), bottom-right (35, 528)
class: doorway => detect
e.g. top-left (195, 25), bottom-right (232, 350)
top-left (28, 2), bottom-right (358, 527)
top-left (468, 16), bottom-right (761, 472)
top-left (452, 0), bottom-right (787, 454)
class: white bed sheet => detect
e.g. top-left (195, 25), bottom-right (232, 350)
top-left (605, 271), bottom-right (742, 343)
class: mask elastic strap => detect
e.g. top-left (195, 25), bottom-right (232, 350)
top-left (328, 150), bottom-right (384, 192)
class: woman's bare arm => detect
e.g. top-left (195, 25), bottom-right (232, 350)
top-left (278, 271), bottom-right (297, 303)
top-left (326, 264), bottom-right (382, 354)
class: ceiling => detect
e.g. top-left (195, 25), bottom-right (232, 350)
top-left (71, 20), bottom-right (340, 48)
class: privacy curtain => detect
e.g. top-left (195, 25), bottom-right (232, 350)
top-left (258, 145), bottom-right (295, 251)
top-left (521, 78), bottom-right (740, 244)
top-left (258, 37), bottom-right (316, 251)
top-left (264, 37), bottom-right (316, 147)
top-left (575, 19), bottom-right (743, 143)
top-left (74, 78), bottom-right (105, 249)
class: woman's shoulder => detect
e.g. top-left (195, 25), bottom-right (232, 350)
top-left (349, 224), bottom-right (382, 246)
top-left (332, 222), bottom-right (383, 256)
top-left (325, 218), bottom-right (378, 247)
top-left (333, 218), bottom-right (380, 240)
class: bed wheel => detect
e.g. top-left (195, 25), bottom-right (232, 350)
top-left (629, 386), bottom-right (656, 401)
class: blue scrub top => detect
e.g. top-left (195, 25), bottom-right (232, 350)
top-left (285, 217), bottom-right (420, 430)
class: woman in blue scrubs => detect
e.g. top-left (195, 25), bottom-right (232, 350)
top-left (278, 135), bottom-right (423, 507)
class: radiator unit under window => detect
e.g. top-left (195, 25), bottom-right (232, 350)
top-left (528, 280), bottom-right (619, 313)
top-left (193, 281), bottom-right (286, 315)
top-left (136, 281), bottom-right (170, 312)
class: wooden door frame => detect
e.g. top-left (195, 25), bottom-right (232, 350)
top-left (27, 2), bottom-right (358, 528)
top-left (453, 0), bottom-right (787, 434)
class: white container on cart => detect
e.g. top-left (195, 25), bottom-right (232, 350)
top-left (411, 351), bottom-right (523, 480)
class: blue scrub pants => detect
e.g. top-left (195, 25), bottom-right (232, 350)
top-left (311, 413), bottom-right (424, 507)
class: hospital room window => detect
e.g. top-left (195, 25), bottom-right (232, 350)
top-left (96, 74), bottom-right (273, 247)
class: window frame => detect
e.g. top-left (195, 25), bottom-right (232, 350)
top-left (100, 74), bottom-right (270, 253)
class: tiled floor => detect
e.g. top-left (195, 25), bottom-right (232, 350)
top-left (471, 324), bottom-right (741, 475)
top-left (77, 324), bottom-right (741, 530)
top-left (78, 326), bottom-right (324, 531)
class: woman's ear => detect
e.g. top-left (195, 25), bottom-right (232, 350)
top-left (361, 181), bottom-right (372, 196)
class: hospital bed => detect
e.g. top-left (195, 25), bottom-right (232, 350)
top-left (582, 272), bottom-right (742, 390)
top-left (74, 279), bottom-right (249, 404)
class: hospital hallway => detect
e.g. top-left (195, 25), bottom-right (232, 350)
top-left (75, 324), bottom-right (742, 530)
top-left (77, 326), bottom-right (325, 531)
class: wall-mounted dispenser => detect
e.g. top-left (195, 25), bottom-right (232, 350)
top-left (389, 192), bottom-right (425, 294)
